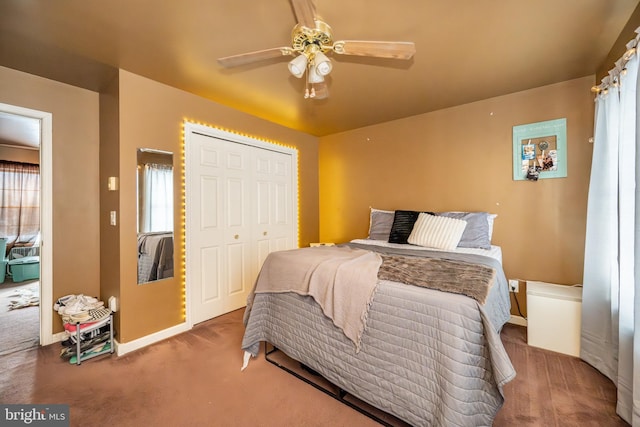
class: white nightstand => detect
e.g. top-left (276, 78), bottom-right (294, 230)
top-left (527, 281), bottom-right (582, 357)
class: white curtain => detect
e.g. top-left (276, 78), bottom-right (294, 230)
top-left (581, 31), bottom-right (640, 425)
top-left (0, 161), bottom-right (40, 250)
top-left (140, 163), bottom-right (173, 233)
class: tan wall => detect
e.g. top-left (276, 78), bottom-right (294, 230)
top-left (319, 76), bottom-right (595, 316)
top-left (99, 75), bottom-right (121, 335)
top-left (0, 146), bottom-right (40, 164)
top-left (0, 66), bottom-right (101, 332)
top-left (116, 70), bottom-right (319, 342)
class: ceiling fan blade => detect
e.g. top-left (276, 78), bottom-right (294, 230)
top-left (290, 0), bottom-right (316, 28)
top-left (217, 47), bottom-right (294, 68)
top-left (332, 41), bottom-right (416, 60)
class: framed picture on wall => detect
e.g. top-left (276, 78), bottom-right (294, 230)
top-left (512, 118), bottom-right (567, 181)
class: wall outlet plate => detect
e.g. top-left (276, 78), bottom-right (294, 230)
top-left (108, 296), bottom-right (118, 312)
top-left (508, 279), bottom-right (519, 293)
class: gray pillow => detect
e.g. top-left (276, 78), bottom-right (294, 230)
top-left (437, 212), bottom-right (491, 249)
top-left (368, 209), bottom-right (394, 240)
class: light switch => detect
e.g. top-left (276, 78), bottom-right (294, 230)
top-left (108, 176), bottom-right (119, 191)
top-left (110, 210), bottom-right (117, 226)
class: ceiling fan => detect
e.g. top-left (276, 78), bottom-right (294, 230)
top-left (217, 0), bottom-right (416, 99)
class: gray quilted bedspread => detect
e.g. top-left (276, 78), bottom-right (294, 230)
top-left (242, 245), bottom-right (515, 426)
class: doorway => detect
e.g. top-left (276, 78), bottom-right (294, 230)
top-left (0, 102), bottom-right (53, 349)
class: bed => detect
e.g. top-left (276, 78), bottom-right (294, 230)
top-left (241, 210), bottom-right (515, 426)
top-left (137, 232), bottom-right (174, 283)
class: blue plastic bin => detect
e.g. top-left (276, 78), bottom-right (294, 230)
top-left (0, 259), bottom-right (6, 283)
top-left (8, 256), bottom-right (40, 282)
top-left (0, 238), bottom-right (7, 284)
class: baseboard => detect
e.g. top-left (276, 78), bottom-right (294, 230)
top-left (51, 331), bottom-right (67, 344)
top-left (508, 315), bottom-right (527, 327)
top-left (114, 322), bottom-right (191, 356)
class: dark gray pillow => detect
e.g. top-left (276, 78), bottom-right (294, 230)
top-left (437, 212), bottom-right (491, 249)
top-left (368, 209), bottom-right (394, 240)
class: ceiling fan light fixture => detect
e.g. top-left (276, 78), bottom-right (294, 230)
top-left (288, 54), bottom-right (308, 78)
top-left (308, 63), bottom-right (325, 84)
top-left (313, 51), bottom-right (332, 76)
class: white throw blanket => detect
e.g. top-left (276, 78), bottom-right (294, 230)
top-left (248, 246), bottom-right (382, 352)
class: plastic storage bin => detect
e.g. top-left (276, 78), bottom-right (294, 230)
top-left (0, 238), bottom-right (7, 283)
top-left (9, 246), bottom-right (39, 259)
top-left (8, 256), bottom-right (40, 282)
top-left (527, 281), bottom-right (582, 357)
top-left (0, 259), bottom-right (6, 284)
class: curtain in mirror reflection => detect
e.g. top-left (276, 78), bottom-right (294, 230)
top-left (140, 163), bottom-right (173, 233)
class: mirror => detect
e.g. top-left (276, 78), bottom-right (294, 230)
top-left (136, 148), bottom-right (174, 284)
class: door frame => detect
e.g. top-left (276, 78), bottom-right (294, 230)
top-left (183, 121), bottom-right (298, 328)
top-left (0, 102), bottom-right (53, 345)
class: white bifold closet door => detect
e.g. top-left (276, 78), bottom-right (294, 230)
top-left (186, 127), bottom-right (297, 325)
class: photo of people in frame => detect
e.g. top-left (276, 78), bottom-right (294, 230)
top-left (520, 135), bottom-right (558, 176)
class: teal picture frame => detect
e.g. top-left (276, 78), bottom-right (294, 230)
top-left (512, 118), bottom-right (567, 181)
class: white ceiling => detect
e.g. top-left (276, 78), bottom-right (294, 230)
top-left (0, 0), bottom-right (639, 137)
top-left (0, 112), bottom-right (40, 150)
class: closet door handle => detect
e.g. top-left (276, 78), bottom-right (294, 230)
top-left (234, 234), bottom-right (239, 239)
top-left (263, 231), bottom-right (267, 236)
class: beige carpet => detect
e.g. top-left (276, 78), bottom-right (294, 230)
top-left (0, 280), bottom-right (39, 356)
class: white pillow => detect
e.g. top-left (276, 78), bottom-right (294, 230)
top-left (407, 213), bottom-right (467, 251)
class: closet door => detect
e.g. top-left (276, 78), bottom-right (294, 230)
top-left (253, 149), bottom-right (295, 272)
top-left (186, 127), bottom-right (297, 325)
top-left (187, 133), bottom-right (253, 324)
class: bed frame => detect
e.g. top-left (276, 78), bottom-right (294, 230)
top-left (264, 343), bottom-right (405, 426)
